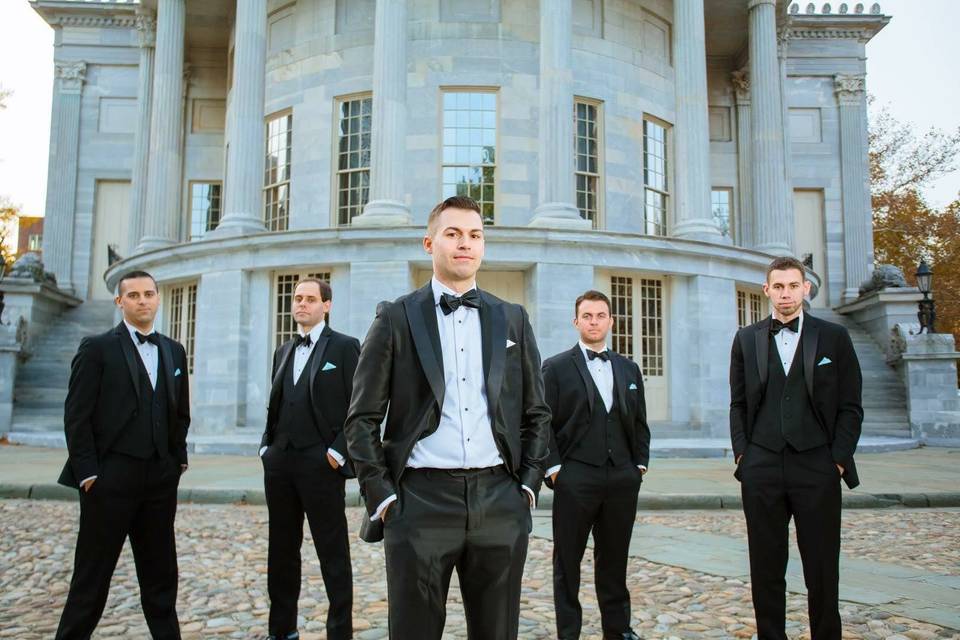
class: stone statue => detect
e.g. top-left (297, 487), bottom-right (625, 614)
top-left (859, 264), bottom-right (908, 296)
top-left (8, 252), bottom-right (57, 286)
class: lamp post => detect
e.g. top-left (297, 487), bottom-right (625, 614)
top-left (916, 259), bottom-right (936, 333)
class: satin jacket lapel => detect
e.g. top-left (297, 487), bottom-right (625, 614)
top-left (481, 292), bottom-right (506, 419)
top-left (755, 318), bottom-right (770, 389)
top-left (611, 352), bottom-right (629, 417)
top-left (116, 323), bottom-right (140, 399)
top-left (157, 335), bottom-right (177, 410)
top-left (270, 342), bottom-right (295, 404)
top-left (802, 314), bottom-right (819, 400)
top-left (404, 284), bottom-right (445, 408)
top-left (570, 347), bottom-right (595, 414)
top-left (308, 325), bottom-right (332, 391)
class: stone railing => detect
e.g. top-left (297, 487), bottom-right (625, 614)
top-left (788, 3), bottom-right (883, 14)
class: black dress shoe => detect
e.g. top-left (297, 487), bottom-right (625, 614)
top-left (604, 631), bottom-right (641, 640)
top-left (265, 633), bottom-right (299, 640)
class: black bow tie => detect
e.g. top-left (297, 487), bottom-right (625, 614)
top-left (296, 334), bottom-right (313, 348)
top-left (135, 331), bottom-right (160, 346)
top-left (439, 289), bottom-right (481, 315)
top-left (586, 349), bottom-right (610, 362)
top-left (770, 317), bottom-right (800, 336)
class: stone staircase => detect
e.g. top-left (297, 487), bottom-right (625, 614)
top-left (9, 301), bottom-right (117, 434)
top-left (814, 308), bottom-right (912, 439)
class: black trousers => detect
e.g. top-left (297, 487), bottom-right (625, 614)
top-left (739, 443), bottom-right (842, 640)
top-left (263, 444), bottom-right (353, 640)
top-left (552, 459), bottom-right (642, 639)
top-left (56, 452), bottom-right (182, 640)
top-left (383, 466), bottom-right (531, 640)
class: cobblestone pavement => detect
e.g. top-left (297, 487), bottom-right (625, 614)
top-left (0, 500), bottom-right (957, 639)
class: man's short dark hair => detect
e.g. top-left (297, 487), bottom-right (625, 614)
top-left (766, 256), bottom-right (807, 282)
top-left (574, 290), bottom-right (612, 317)
top-left (116, 270), bottom-right (157, 296)
top-left (427, 196), bottom-right (483, 236)
top-left (295, 277), bottom-right (332, 302)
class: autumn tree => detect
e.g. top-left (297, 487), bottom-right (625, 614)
top-left (0, 198), bottom-right (19, 273)
top-left (869, 101), bottom-right (960, 358)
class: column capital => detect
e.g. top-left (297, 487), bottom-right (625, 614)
top-left (834, 73), bottom-right (866, 105)
top-left (135, 10), bottom-right (157, 48)
top-left (731, 68), bottom-right (750, 104)
top-left (747, 0), bottom-right (776, 10)
top-left (777, 24), bottom-right (792, 58)
top-left (55, 61), bottom-right (86, 94)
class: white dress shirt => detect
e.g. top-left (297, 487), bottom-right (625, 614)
top-left (545, 343), bottom-right (646, 479)
top-left (773, 311), bottom-right (804, 375)
top-left (259, 322), bottom-right (345, 466)
top-left (373, 278), bottom-right (533, 521)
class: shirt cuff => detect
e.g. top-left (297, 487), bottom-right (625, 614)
top-left (637, 465), bottom-right (647, 473)
top-left (545, 464), bottom-right (561, 479)
top-left (372, 494), bottom-right (397, 521)
top-left (521, 485), bottom-right (535, 509)
top-left (327, 448), bottom-right (346, 466)
top-left (80, 475), bottom-right (97, 486)
top-left (258, 446), bottom-right (267, 458)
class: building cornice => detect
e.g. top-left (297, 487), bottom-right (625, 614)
top-left (786, 16), bottom-right (890, 43)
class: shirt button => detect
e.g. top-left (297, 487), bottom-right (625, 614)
top-left (464, 408), bottom-right (469, 412)
top-left (462, 377), bottom-right (466, 382)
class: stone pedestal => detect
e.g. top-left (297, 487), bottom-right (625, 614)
top-left (836, 287), bottom-right (923, 362)
top-left (892, 328), bottom-right (960, 446)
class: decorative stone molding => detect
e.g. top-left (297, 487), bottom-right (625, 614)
top-left (53, 15), bottom-right (138, 29)
top-left (136, 11), bottom-right (157, 48)
top-left (731, 69), bottom-right (750, 104)
top-left (834, 73), bottom-right (866, 105)
top-left (789, 2), bottom-right (883, 14)
top-left (777, 25), bottom-right (792, 58)
top-left (54, 61), bottom-right (86, 93)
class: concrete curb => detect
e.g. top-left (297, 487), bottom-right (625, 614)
top-left (4, 483), bottom-right (960, 510)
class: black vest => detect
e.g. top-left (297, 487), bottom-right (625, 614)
top-left (274, 345), bottom-right (324, 450)
top-left (112, 345), bottom-right (170, 459)
top-left (567, 380), bottom-right (632, 466)
top-left (752, 335), bottom-right (827, 453)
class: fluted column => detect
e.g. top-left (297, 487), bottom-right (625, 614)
top-left (836, 74), bottom-right (873, 301)
top-left (732, 69), bottom-right (754, 247)
top-left (671, 0), bottom-right (723, 241)
top-left (210, 0), bottom-right (269, 237)
top-left (529, 0), bottom-right (589, 229)
top-left (137, 0), bottom-right (185, 252)
top-left (126, 10), bottom-right (155, 256)
top-left (353, 0), bottom-right (411, 226)
top-left (41, 61), bottom-right (86, 292)
top-left (748, 0), bottom-right (792, 255)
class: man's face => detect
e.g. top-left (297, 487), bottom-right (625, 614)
top-left (763, 268), bottom-right (810, 318)
top-left (424, 207), bottom-right (485, 284)
top-left (574, 299), bottom-right (613, 345)
top-left (116, 277), bottom-right (160, 327)
top-left (292, 282), bottom-right (330, 329)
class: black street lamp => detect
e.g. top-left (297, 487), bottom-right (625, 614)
top-left (916, 260), bottom-right (936, 333)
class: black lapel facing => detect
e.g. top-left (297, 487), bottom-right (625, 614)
top-left (116, 323), bottom-right (140, 398)
top-left (156, 335), bottom-right (177, 409)
top-left (755, 317), bottom-right (770, 388)
top-left (308, 325), bottom-right (332, 391)
top-left (403, 283), bottom-right (445, 408)
top-left (480, 291), bottom-right (506, 417)
top-left (611, 351), bottom-right (629, 416)
top-left (801, 313), bottom-right (819, 400)
top-left (270, 341), bottom-right (295, 402)
top-left (570, 346), bottom-right (595, 414)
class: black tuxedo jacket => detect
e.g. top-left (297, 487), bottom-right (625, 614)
top-left (58, 322), bottom-right (191, 488)
top-left (261, 324), bottom-right (361, 477)
top-left (542, 345), bottom-right (651, 471)
top-left (729, 313), bottom-right (863, 488)
top-left (344, 283), bottom-right (552, 515)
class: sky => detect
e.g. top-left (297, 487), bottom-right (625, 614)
top-left (0, 0), bottom-right (958, 250)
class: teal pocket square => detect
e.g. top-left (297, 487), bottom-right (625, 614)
top-left (322, 362), bottom-right (337, 372)
top-left (817, 357), bottom-right (832, 366)
top-left (174, 368), bottom-right (181, 377)
top-left (628, 383), bottom-right (638, 390)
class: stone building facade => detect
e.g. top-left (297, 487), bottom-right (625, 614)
top-left (28, 0), bottom-right (890, 442)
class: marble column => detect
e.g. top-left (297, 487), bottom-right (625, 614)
top-left (126, 10), bottom-right (156, 256)
top-left (836, 74), bottom-right (873, 301)
top-left (353, 0), bottom-right (411, 226)
top-left (529, 0), bottom-right (589, 229)
top-left (671, 0), bottom-right (723, 241)
top-left (41, 60), bottom-right (86, 293)
top-left (137, 0), bottom-right (185, 252)
top-left (211, 0), bottom-right (269, 237)
top-left (777, 26), bottom-right (796, 250)
top-left (732, 69), bottom-right (754, 247)
top-left (748, 0), bottom-right (792, 255)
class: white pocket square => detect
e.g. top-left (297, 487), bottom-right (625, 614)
top-left (506, 339), bottom-right (516, 348)
top-left (174, 368), bottom-right (181, 377)
top-left (628, 383), bottom-right (638, 390)
top-left (817, 357), bottom-right (832, 366)
top-left (322, 362), bottom-right (337, 371)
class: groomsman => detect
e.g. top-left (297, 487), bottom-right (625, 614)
top-left (56, 270), bottom-right (190, 640)
top-left (259, 278), bottom-right (360, 640)
top-left (543, 290), bottom-right (649, 640)
top-left (345, 195), bottom-right (552, 639)
top-left (729, 256), bottom-right (863, 640)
